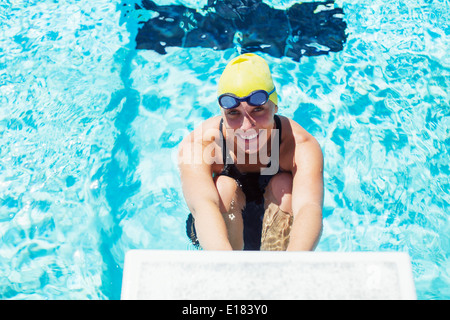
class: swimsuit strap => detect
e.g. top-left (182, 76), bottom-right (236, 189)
top-left (219, 118), bottom-right (233, 165)
top-left (274, 114), bottom-right (282, 147)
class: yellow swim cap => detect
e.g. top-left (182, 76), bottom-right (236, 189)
top-left (218, 53), bottom-right (278, 106)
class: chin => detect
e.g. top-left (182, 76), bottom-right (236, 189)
top-left (235, 134), bottom-right (267, 157)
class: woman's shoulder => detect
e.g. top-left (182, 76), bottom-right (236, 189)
top-left (278, 115), bottom-right (316, 145)
top-left (278, 115), bottom-right (323, 170)
top-left (180, 115), bottom-right (222, 146)
top-left (178, 115), bottom-right (224, 170)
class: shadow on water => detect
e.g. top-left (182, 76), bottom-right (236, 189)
top-left (132, 0), bottom-right (347, 61)
top-left (92, 1), bottom-right (144, 299)
top-left (100, 0), bottom-right (347, 299)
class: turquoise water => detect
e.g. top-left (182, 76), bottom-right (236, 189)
top-left (0, 0), bottom-right (449, 299)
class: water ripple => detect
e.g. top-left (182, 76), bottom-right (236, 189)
top-left (0, 0), bottom-right (449, 300)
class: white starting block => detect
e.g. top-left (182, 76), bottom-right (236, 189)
top-left (121, 250), bottom-right (416, 300)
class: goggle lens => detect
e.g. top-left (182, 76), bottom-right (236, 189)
top-left (247, 91), bottom-right (268, 106)
top-left (219, 95), bottom-right (239, 109)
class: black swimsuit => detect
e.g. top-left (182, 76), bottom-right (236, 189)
top-left (186, 115), bottom-right (282, 250)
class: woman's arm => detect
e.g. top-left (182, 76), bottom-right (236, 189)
top-left (287, 136), bottom-right (324, 251)
top-left (178, 130), bottom-right (233, 250)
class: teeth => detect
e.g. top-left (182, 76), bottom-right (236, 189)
top-left (238, 133), bottom-right (258, 140)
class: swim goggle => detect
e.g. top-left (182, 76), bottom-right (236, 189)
top-left (218, 88), bottom-right (276, 109)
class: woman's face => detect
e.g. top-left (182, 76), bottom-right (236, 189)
top-left (222, 100), bottom-right (278, 155)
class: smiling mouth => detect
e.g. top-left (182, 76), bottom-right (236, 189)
top-left (236, 132), bottom-right (259, 141)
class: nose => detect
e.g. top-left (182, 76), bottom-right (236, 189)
top-left (240, 108), bottom-right (255, 131)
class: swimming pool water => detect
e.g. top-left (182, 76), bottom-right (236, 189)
top-left (0, 0), bottom-right (449, 299)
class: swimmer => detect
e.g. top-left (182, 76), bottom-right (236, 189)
top-left (178, 53), bottom-right (323, 251)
